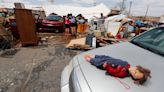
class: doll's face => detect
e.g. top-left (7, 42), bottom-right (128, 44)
top-left (129, 67), bottom-right (143, 79)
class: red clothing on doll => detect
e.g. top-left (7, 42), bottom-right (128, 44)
top-left (104, 63), bottom-right (130, 78)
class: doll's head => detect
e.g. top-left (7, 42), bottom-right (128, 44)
top-left (129, 65), bottom-right (151, 84)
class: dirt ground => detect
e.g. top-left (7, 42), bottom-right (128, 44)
top-left (0, 33), bottom-right (82, 92)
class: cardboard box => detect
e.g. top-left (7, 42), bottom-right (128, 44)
top-left (93, 30), bottom-right (101, 37)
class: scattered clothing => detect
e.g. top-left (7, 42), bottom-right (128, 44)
top-left (127, 25), bottom-right (134, 33)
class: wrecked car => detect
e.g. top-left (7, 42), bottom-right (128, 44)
top-left (39, 14), bottom-right (64, 32)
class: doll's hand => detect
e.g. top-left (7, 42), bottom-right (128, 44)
top-left (103, 62), bottom-right (108, 68)
top-left (84, 54), bottom-right (95, 62)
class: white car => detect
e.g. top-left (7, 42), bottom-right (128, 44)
top-left (61, 27), bottom-right (164, 92)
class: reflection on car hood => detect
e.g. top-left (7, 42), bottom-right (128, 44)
top-left (77, 42), bottom-right (164, 92)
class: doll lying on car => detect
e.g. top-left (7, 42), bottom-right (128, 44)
top-left (84, 54), bottom-right (151, 85)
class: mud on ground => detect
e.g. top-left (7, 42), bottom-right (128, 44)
top-left (0, 33), bottom-right (82, 92)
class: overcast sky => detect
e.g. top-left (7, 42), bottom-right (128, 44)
top-left (0, 0), bottom-right (164, 16)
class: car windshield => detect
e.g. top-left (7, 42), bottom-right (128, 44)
top-left (131, 27), bottom-right (164, 56)
top-left (47, 15), bottom-right (62, 21)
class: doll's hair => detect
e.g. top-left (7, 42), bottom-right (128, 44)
top-left (134, 65), bottom-right (151, 85)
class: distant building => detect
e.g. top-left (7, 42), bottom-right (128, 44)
top-left (129, 16), bottom-right (160, 22)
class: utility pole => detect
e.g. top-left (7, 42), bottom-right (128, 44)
top-left (144, 5), bottom-right (149, 20)
top-left (128, 1), bottom-right (132, 17)
top-left (93, 0), bottom-right (97, 6)
top-left (121, 0), bottom-right (125, 13)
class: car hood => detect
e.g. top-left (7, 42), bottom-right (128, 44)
top-left (77, 42), bottom-right (164, 92)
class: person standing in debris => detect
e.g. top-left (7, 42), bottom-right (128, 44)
top-left (99, 13), bottom-right (105, 25)
top-left (76, 14), bottom-right (85, 33)
top-left (64, 15), bottom-right (71, 35)
top-left (94, 13), bottom-right (106, 36)
top-left (99, 13), bottom-right (106, 36)
top-left (77, 16), bottom-right (85, 24)
top-left (94, 13), bottom-right (105, 27)
top-left (69, 15), bottom-right (77, 36)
